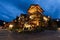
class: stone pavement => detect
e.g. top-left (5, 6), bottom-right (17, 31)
top-left (0, 29), bottom-right (60, 40)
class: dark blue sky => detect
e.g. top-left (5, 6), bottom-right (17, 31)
top-left (0, 0), bottom-right (60, 22)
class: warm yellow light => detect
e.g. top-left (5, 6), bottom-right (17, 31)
top-left (28, 5), bottom-right (43, 14)
top-left (43, 17), bottom-right (48, 21)
top-left (24, 23), bottom-right (31, 28)
top-left (18, 17), bottom-right (20, 20)
top-left (18, 29), bottom-right (23, 32)
top-left (9, 24), bottom-right (13, 29)
top-left (32, 21), bottom-right (39, 26)
top-left (29, 15), bottom-right (36, 19)
top-left (28, 5), bottom-right (38, 14)
top-left (58, 28), bottom-right (60, 30)
top-left (28, 8), bottom-right (37, 13)
top-left (30, 16), bottom-right (33, 19)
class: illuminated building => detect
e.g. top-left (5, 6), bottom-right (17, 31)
top-left (4, 4), bottom-right (55, 32)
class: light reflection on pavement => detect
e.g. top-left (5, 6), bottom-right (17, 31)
top-left (0, 29), bottom-right (60, 40)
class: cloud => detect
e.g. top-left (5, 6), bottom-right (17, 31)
top-left (0, 0), bottom-right (60, 22)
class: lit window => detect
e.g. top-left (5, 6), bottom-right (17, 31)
top-left (43, 17), bottom-right (49, 21)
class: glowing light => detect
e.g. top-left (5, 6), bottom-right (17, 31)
top-left (24, 23), bottom-right (31, 28)
top-left (32, 21), bottom-right (39, 26)
top-left (18, 17), bottom-right (20, 20)
top-left (43, 16), bottom-right (48, 21)
top-left (48, 16), bottom-right (50, 18)
top-left (56, 19), bottom-right (59, 22)
top-left (3, 22), bottom-right (6, 24)
top-left (29, 15), bottom-right (36, 19)
top-left (30, 16), bottom-right (33, 19)
top-left (28, 7), bottom-right (37, 13)
top-left (28, 5), bottom-right (38, 14)
top-left (58, 28), bottom-right (60, 30)
top-left (28, 5), bottom-right (43, 14)
top-left (9, 24), bottom-right (13, 29)
top-left (18, 29), bottom-right (23, 32)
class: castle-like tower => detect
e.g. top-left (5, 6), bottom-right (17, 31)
top-left (27, 4), bottom-right (44, 27)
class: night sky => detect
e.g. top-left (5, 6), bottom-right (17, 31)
top-left (0, 0), bottom-right (60, 22)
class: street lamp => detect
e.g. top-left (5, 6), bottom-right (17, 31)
top-left (9, 24), bottom-right (14, 29)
